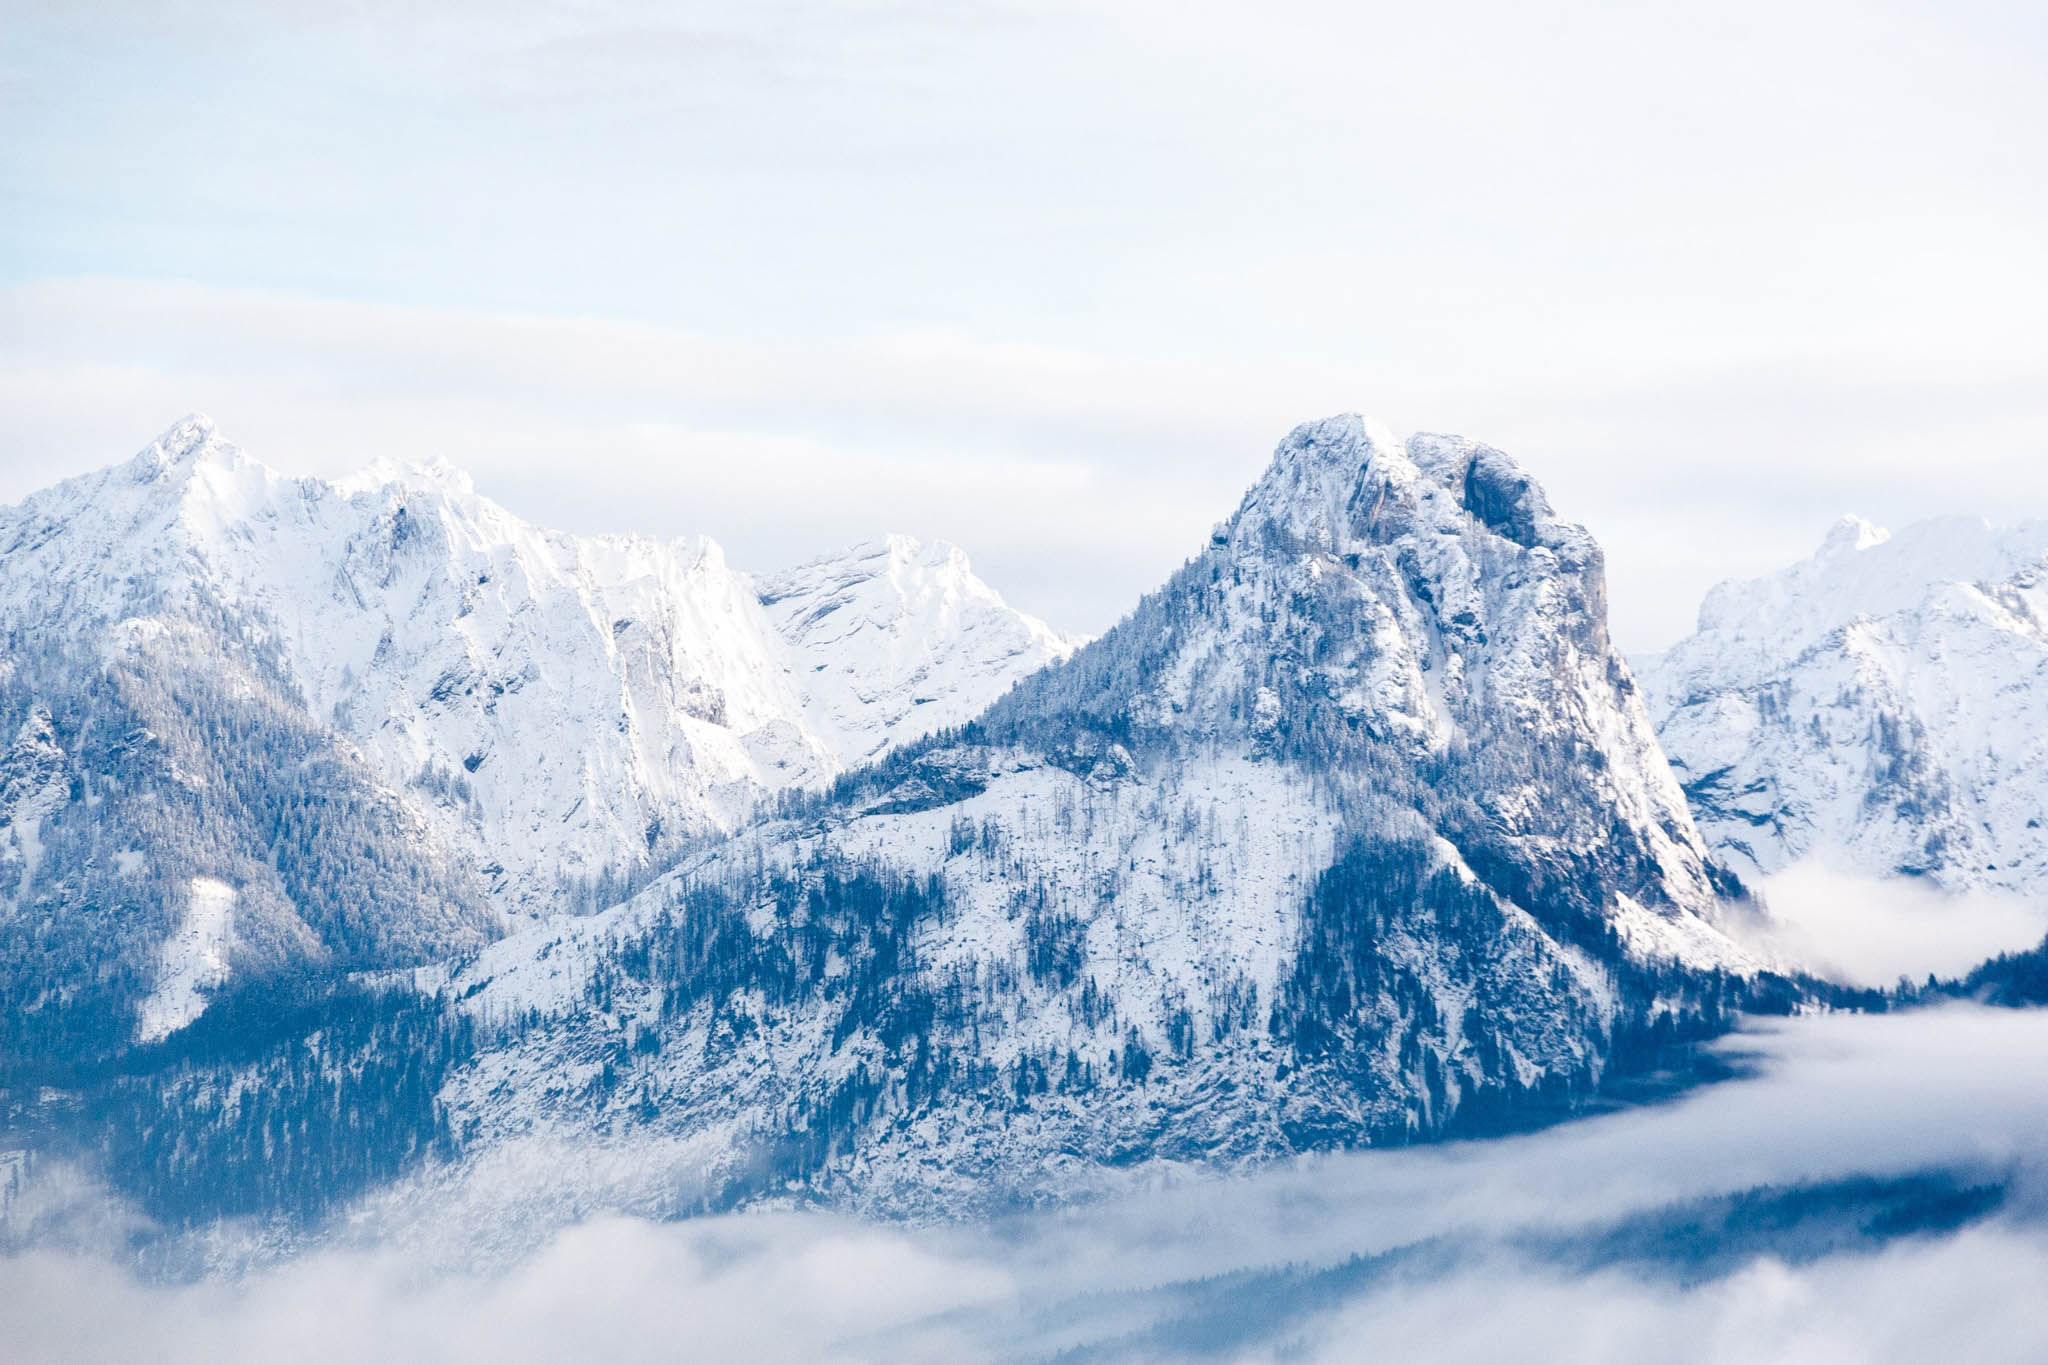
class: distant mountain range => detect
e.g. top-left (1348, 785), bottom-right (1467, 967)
top-left (1640, 514), bottom-right (2048, 898)
top-left (5, 413), bottom-right (2040, 1239)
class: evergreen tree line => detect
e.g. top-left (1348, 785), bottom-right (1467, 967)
top-left (0, 595), bottom-right (495, 1074)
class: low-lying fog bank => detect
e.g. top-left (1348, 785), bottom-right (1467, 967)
top-left (8, 1005), bottom-right (2048, 1362)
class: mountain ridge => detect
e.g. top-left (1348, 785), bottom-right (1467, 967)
top-left (0, 415), bottom-right (1076, 1058)
top-left (4, 412), bottom-right (1805, 1242)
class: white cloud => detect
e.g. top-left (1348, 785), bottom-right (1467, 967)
top-left (1724, 859), bottom-right (2048, 988)
top-left (5, 2), bottom-right (2048, 643)
top-left (1282, 1230), bottom-right (2048, 1365)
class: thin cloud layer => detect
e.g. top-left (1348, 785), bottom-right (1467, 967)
top-left (6, 276), bottom-right (2048, 646)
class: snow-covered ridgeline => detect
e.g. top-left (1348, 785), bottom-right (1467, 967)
top-left (0, 417), bottom-right (1077, 918)
top-left (761, 535), bottom-right (1082, 767)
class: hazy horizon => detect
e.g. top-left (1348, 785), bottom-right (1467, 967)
top-left (6, 1), bottom-right (2046, 648)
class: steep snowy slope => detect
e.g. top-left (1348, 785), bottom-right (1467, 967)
top-left (1640, 515), bottom-right (2048, 897)
top-left (0, 416), bottom-right (1072, 1053)
top-left (412, 415), bottom-right (1765, 1219)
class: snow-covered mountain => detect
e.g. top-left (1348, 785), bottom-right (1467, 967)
top-left (0, 416), bottom-right (1075, 1054)
top-left (1640, 515), bottom-right (2048, 899)
top-left (6, 412), bottom-right (1793, 1238)
top-left (398, 415), bottom-right (1765, 1219)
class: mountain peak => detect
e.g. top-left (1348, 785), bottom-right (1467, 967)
top-left (125, 412), bottom-right (235, 482)
top-left (762, 534), bottom-right (981, 610)
top-left (1820, 514), bottom-right (1891, 558)
top-left (1647, 510), bottom-right (2048, 898)
top-left (1224, 413), bottom-right (1395, 553)
top-left (1692, 513), bottom-right (2048, 646)
top-left (878, 532), bottom-right (972, 574)
top-left (757, 531), bottom-right (1077, 764)
top-left (1225, 413), bottom-right (1575, 559)
top-left (796, 534), bottom-right (974, 580)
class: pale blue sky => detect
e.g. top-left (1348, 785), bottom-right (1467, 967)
top-left (4, 0), bottom-right (2045, 644)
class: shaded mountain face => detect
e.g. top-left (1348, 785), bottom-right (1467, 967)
top-left (1640, 515), bottom-right (2048, 897)
top-left (413, 416), bottom-right (1764, 1220)
top-left (0, 417), bottom-right (1073, 1058)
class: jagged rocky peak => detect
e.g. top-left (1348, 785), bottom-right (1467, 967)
top-left (123, 413), bottom-right (309, 533)
top-left (347, 449), bottom-right (481, 499)
top-left (120, 414), bottom-right (512, 537)
top-left (1215, 416), bottom-right (1615, 672)
top-left (1821, 512), bottom-right (1890, 556)
top-left (1224, 414), bottom-right (1586, 559)
top-left (912, 410), bottom-right (1745, 959)
top-left (761, 533), bottom-right (993, 619)
top-left (1690, 513), bottom-right (2048, 662)
top-left (124, 410), bottom-right (229, 478)
top-left (1091, 412), bottom-right (1628, 772)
